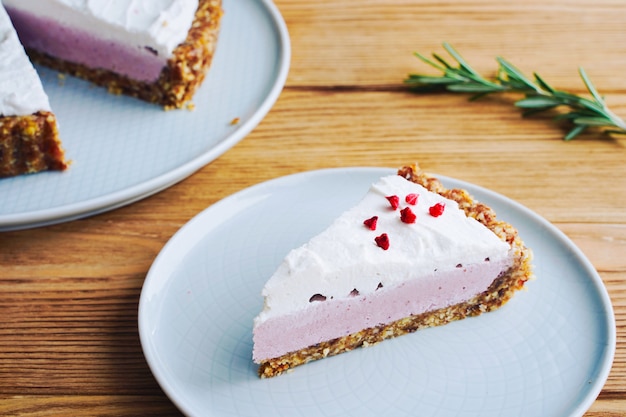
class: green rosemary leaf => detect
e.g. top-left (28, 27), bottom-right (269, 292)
top-left (579, 67), bottom-right (605, 106)
top-left (515, 96), bottom-right (564, 109)
top-left (572, 117), bottom-right (614, 126)
top-left (569, 96), bottom-right (607, 114)
top-left (432, 53), bottom-right (454, 70)
top-left (443, 43), bottom-right (482, 78)
top-left (404, 75), bottom-right (458, 85)
top-left (413, 52), bottom-right (447, 72)
top-left (533, 73), bottom-right (555, 94)
top-left (496, 57), bottom-right (541, 94)
top-left (447, 83), bottom-right (503, 93)
top-left (564, 125), bottom-right (587, 141)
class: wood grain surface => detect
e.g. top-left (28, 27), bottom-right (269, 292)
top-left (1, 0), bottom-right (625, 415)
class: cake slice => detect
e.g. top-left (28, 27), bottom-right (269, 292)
top-left (0, 4), bottom-right (67, 178)
top-left (3, 0), bottom-right (223, 109)
top-left (253, 164), bottom-right (533, 378)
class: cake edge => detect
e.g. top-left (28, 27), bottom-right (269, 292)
top-left (0, 111), bottom-right (68, 178)
top-left (22, 0), bottom-right (223, 110)
top-left (257, 163), bottom-right (534, 378)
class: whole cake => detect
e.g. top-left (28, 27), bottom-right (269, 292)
top-left (0, 4), bottom-right (67, 178)
top-left (253, 164), bottom-right (533, 378)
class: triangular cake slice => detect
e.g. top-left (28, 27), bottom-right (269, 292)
top-left (0, 4), bottom-right (67, 178)
top-left (253, 164), bottom-right (533, 378)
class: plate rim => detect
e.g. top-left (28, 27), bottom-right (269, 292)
top-left (0, 0), bottom-right (291, 231)
top-left (138, 166), bottom-right (617, 417)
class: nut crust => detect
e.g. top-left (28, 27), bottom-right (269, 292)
top-left (0, 111), bottom-right (67, 178)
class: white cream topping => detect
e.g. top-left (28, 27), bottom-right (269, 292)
top-left (3, 0), bottom-right (198, 59)
top-left (255, 175), bottom-right (512, 324)
top-left (0, 5), bottom-right (50, 116)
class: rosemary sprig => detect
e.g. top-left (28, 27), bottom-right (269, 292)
top-left (404, 43), bottom-right (626, 140)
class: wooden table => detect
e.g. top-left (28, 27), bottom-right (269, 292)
top-left (2, 0), bottom-right (625, 415)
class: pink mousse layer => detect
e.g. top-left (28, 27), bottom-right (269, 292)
top-left (253, 259), bottom-right (511, 362)
top-left (6, 7), bottom-right (167, 83)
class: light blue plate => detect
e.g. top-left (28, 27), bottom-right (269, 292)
top-left (0, 0), bottom-right (290, 231)
top-left (138, 167), bottom-right (616, 417)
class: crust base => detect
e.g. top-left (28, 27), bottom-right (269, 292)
top-left (258, 163), bottom-right (534, 378)
top-left (0, 111), bottom-right (68, 178)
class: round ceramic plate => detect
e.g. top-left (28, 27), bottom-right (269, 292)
top-left (138, 167), bottom-right (616, 417)
top-left (0, 0), bottom-right (290, 231)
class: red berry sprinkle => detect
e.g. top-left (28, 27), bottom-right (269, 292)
top-left (386, 195), bottom-right (400, 210)
top-left (400, 206), bottom-right (417, 223)
top-left (405, 193), bottom-right (419, 205)
top-left (363, 216), bottom-right (378, 230)
top-left (375, 233), bottom-right (390, 250)
top-left (429, 203), bottom-right (445, 217)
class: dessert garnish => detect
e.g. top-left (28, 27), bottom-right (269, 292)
top-left (363, 216), bottom-right (378, 230)
top-left (400, 206), bottom-right (417, 224)
top-left (386, 195), bottom-right (400, 210)
top-left (405, 193), bottom-right (419, 205)
top-left (429, 203), bottom-right (445, 217)
top-left (375, 233), bottom-right (390, 250)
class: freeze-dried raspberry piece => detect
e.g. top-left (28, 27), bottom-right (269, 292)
top-left (400, 207), bottom-right (417, 224)
top-left (386, 195), bottom-right (400, 210)
top-left (363, 216), bottom-right (378, 230)
top-left (375, 233), bottom-right (390, 250)
top-left (405, 193), bottom-right (419, 205)
top-left (429, 203), bottom-right (445, 217)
